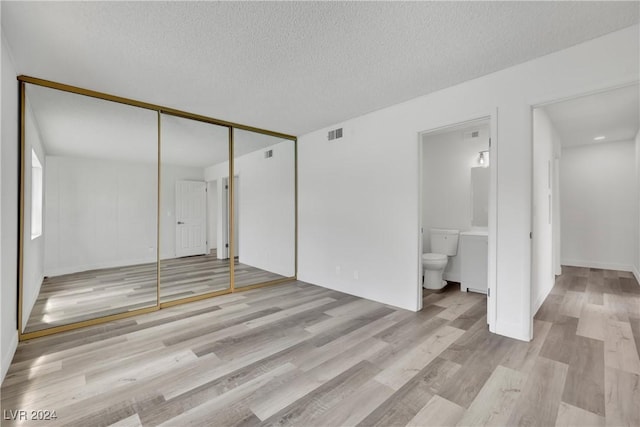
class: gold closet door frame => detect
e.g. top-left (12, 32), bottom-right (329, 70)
top-left (17, 76), bottom-right (298, 340)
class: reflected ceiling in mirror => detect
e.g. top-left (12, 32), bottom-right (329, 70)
top-left (26, 84), bottom-right (158, 163)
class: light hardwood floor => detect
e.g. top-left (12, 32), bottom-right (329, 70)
top-left (4, 267), bottom-right (639, 426)
top-left (25, 251), bottom-right (286, 333)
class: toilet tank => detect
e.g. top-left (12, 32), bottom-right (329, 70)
top-left (430, 228), bottom-right (460, 256)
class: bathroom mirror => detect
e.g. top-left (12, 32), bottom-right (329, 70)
top-left (232, 129), bottom-right (296, 288)
top-left (21, 84), bottom-right (158, 333)
top-left (159, 114), bottom-right (231, 303)
top-left (471, 166), bottom-right (490, 227)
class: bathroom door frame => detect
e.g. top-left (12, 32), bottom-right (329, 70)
top-left (417, 110), bottom-right (498, 333)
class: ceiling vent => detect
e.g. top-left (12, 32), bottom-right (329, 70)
top-left (328, 128), bottom-right (343, 141)
top-left (264, 149), bottom-right (273, 159)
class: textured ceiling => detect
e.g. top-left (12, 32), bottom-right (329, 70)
top-left (543, 84), bottom-right (639, 148)
top-left (3, 2), bottom-right (639, 136)
top-left (26, 84), bottom-right (286, 167)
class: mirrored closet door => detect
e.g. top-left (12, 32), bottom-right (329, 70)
top-left (232, 129), bottom-right (296, 289)
top-left (19, 76), bottom-right (297, 339)
top-left (159, 114), bottom-right (231, 303)
top-left (21, 84), bottom-right (158, 333)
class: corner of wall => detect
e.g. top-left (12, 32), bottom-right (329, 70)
top-left (1, 26), bottom-right (20, 386)
top-left (532, 282), bottom-right (553, 319)
top-left (495, 320), bottom-right (531, 342)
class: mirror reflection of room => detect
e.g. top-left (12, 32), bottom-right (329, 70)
top-left (231, 129), bottom-right (296, 288)
top-left (421, 120), bottom-right (490, 295)
top-left (22, 84), bottom-right (158, 333)
top-left (159, 114), bottom-right (231, 302)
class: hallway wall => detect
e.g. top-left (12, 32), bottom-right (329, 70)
top-left (560, 140), bottom-right (637, 271)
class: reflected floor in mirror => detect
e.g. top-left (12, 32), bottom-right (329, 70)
top-left (24, 250), bottom-right (287, 333)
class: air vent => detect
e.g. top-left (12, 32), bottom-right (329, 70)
top-left (328, 127), bottom-right (344, 141)
top-left (264, 149), bottom-right (273, 159)
top-left (464, 130), bottom-right (480, 139)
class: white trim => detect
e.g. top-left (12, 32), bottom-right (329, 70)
top-left (527, 76), bottom-right (640, 108)
top-left (561, 259), bottom-right (634, 272)
top-left (633, 266), bottom-right (640, 285)
top-left (487, 109), bottom-right (498, 333)
top-left (44, 256), bottom-right (159, 278)
top-left (416, 131), bottom-right (424, 310)
top-left (443, 272), bottom-right (461, 283)
top-left (1, 331), bottom-right (18, 384)
top-left (305, 278), bottom-right (420, 312)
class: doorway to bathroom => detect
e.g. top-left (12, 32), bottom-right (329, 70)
top-left (418, 115), bottom-right (497, 330)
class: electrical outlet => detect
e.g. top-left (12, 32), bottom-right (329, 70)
top-left (353, 270), bottom-right (359, 280)
top-left (335, 265), bottom-right (341, 276)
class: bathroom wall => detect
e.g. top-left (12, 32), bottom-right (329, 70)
top-left (560, 139), bottom-right (638, 271)
top-left (422, 125), bottom-right (490, 282)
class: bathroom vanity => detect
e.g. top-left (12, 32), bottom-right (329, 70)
top-left (460, 230), bottom-right (488, 294)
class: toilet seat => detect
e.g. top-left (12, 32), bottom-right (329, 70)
top-left (422, 253), bottom-right (447, 262)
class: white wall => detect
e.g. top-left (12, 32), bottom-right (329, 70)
top-left (298, 25), bottom-right (639, 341)
top-left (205, 140), bottom-right (295, 277)
top-left (531, 108), bottom-right (561, 317)
top-left (21, 100), bottom-right (46, 330)
top-left (560, 140), bottom-right (638, 271)
top-left (422, 126), bottom-right (489, 282)
top-left (237, 142), bottom-right (295, 276)
top-left (44, 156), bottom-right (158, 276)
top-left (1, 30), bottom-right (19, 383)
top-left (44, 157), bottom-right (203, 276)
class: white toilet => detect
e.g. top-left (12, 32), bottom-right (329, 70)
top-left (423, 228), bottom-right (460, 290)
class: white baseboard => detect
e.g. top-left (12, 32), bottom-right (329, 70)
top-left (561, 259), bottom-right (633, 272)
top-left (633, 265), bottom-right (640, 284)
top-left (45, 256), bottom-right (158, 277)
top-left (1, 331), bottom-right (18, 384)
top-left (296, 274), bottom-right (420, 312)
top-left (443, 272), bottom-right (461, 283)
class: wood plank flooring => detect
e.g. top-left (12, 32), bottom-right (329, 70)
top-left (4, 266), bottom-right (639, 426)
top-left (25, 251), bottom-right (286, 333)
